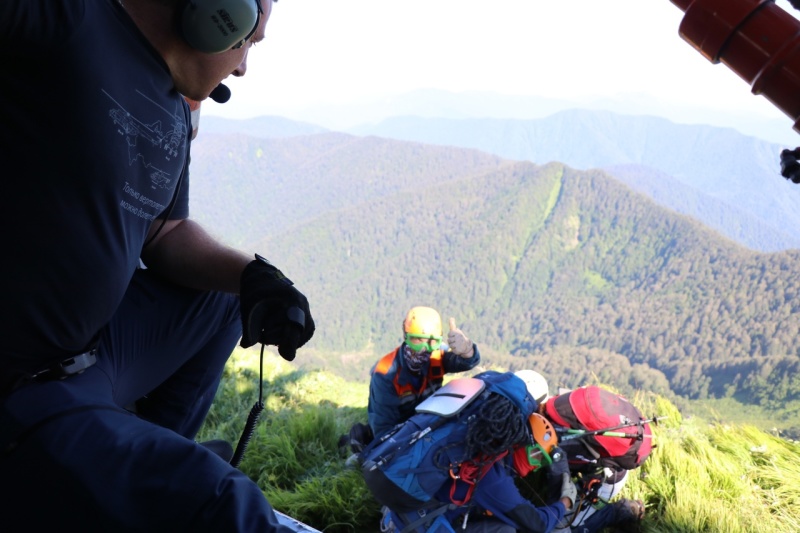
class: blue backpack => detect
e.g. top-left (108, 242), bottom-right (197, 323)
top-left (359, 371), bottom-right (536, 514)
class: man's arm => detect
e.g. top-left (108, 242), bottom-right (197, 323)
top-left (472, 463), bottom-right (567, 533)
top-left (143, 217), bottom-right (315, 360)
top-left (140, 218), bottom-right (249, 294)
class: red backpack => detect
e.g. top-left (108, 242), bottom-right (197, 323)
top-left (542, 386), bottom-right (653, 471)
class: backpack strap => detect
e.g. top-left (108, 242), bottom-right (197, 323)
top-left (428, 350), bottom-right (444, 380)
top-left (447, 450), bottom-right (509, 506)
top-left (362, 412), bottom-right (453, 473)
top-left (398, 503), bottom-right (455, 533)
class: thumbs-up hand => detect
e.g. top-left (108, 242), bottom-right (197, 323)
top-left (447, 317), bottom-right (474, 359)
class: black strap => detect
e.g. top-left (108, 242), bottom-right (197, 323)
top-left (398, 503), bottom-right (454, 533)
top-left (2, 349), bottom-right (99, 398)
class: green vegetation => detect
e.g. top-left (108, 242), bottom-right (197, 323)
top-left (689, 397), bottom-right (800, 441)
top-left (198, 350), bottom-right (800, 533)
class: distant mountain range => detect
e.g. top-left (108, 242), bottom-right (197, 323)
top-left (199, 108), bottom-right (800, 252)
top-left (218, 88), bottom-right (799, 146)
top-left (188, 126), bottom-right (800, 417)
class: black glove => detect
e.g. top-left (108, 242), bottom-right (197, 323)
top-left (548, 446), bottom-right (569, 477)
top-left (239, 254), bottom-right (315, 361)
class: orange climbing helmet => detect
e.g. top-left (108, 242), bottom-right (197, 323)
top-left (403, 306), bottom-right (443, 352)
top-left (513, 413), bottom-right (559, 477)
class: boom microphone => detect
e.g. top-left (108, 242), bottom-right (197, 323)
top-left (209, 83), bottom-right (231, 104)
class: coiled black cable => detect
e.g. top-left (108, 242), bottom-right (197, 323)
top-left (230, 343), bottom-right (267, 469)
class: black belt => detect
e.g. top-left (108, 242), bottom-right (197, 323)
top-left (28, 349), bottom-right (98, 381)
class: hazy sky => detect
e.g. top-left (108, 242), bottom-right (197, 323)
top-left (203, 0), bottom-right (800, 142)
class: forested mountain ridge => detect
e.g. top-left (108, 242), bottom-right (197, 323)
top-left (188, 129), bottom-right (799, 426)
top-left (349, 109), bottom-right (800, 252)
top-left (189, 132), bottom-right (506, 247)
top-left (599, 163), bottom-right (790, 251)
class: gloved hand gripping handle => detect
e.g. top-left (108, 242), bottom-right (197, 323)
top-left (239, 254), bottom-right (315, 361)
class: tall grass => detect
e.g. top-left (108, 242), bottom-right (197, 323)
top-left (198, 349), bottom-right (800, 532)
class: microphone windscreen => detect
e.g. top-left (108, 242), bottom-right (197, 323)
top-left (209, 83), bottom-right (231, 104)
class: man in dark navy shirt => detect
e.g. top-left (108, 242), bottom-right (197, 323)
top-left (0, 1), bottom-right (314, 530)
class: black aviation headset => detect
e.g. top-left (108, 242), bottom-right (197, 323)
top-left (180, 0), bottom-right (263, 54)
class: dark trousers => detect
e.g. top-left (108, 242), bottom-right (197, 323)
top-left (0, 269), bottom-right (294, 532)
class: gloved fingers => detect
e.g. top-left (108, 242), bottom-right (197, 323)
top-left (279, 306), bottom-right (315, 361)
top-left (240, 299), bottom-right (269, 349)
top-left (447, 317), bottom-right (472, 357)
top-left (456, 342), bottom-right (474, 358)
top-left (240, 254), bottom-right (310, 350)
top-left (278, 325), bottom-right (301, 362)
top-left (240, 295), bottom-right (315, 357)
top-left (560, 472), bottom-right (577, 507)
top-left (255, 320), bottom-right (284, 347)
top-left (446, 329), bottom-right (458, 345)
top-left (256, 318), bottom-right (300, 361)
top-left (446, 317), bottom-right (463, 343)
top-left (300, 312), bottom-right (315, 347)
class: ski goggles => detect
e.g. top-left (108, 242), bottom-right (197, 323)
top-left (405, 333), bottom-right (443, 353)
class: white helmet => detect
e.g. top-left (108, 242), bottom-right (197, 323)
top-left (515, 369), bottom-right (550, 404)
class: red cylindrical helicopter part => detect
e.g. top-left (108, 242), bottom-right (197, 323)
top-left (670, 0), bottom-right (800, 134)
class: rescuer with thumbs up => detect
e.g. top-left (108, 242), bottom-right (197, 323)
top-left (365, 306), bottom-right (482, 439)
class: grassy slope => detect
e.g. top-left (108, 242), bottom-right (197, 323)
top-left (198, 349), bottom-right (800, 533)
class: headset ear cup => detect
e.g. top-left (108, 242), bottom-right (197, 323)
top-left (180, 0), bottom-right (259, 54)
